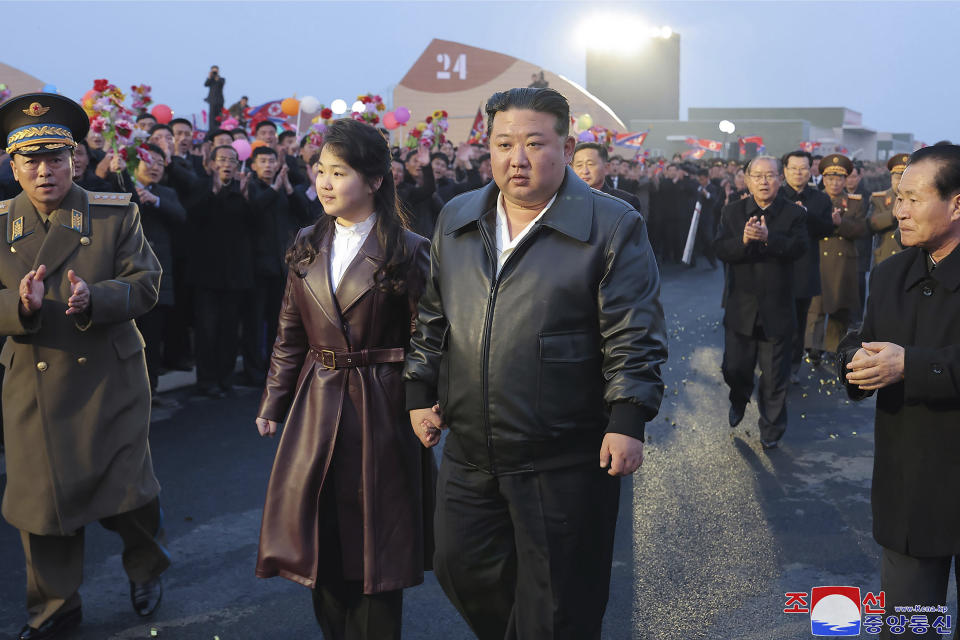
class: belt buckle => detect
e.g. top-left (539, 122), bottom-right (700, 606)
top-left (319, 349), bottom-right (337, 370)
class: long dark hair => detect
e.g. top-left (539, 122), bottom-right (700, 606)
top-left (286, 118), bottom-right (413, 294)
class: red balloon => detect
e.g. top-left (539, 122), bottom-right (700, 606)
top-left (151, 104), bottom-right (173, 124)
top-left (82, 89), bottom-right (97, 102)
top-left (383, 112), bottom-right (399, 130)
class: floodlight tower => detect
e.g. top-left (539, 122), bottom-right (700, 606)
top-left (584, 19), bottom-right (680, 124)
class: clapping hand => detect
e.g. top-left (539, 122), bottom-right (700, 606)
top-left (136, 186), bottom-right (158, 207)
top-left (18, 264), bottom-right (46, 316)
top-left (832, 207), bottom-right (843, 226)
top-left (742, 215), bottom-right (769, 244)
top-left (65, 270), bottom-right (90, 315)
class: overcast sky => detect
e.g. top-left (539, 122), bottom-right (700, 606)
top-left (2, 1), bottom-right (956, 145)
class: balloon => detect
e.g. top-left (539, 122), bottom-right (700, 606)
top-left (300, 96), bottom-right (320, 114)
top-left (251, 140), bottom-right (268, 151)
top-left (281, 97), bottom-right (300, 116)
top-left (394, 106), bottom-right (410, 124)
top-left (151, 104), bottom-right (173, 124)
top-left (578, 131), bottom-right (596, 142)
top-left (383, 112), bottom-right (399, 130)
top-left (41, 83), bottom-right (58, 94)
top-left (231, 139), bottom-right (252, 161)
top-left (313, 123), bottom-right (327, 134)
top-left (576, 114), bottom-right (593, 130)
top-left (82, 89), bottom-right (97, 102)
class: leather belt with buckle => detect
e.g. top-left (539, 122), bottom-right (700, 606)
top-left (311, 346), bottom-right (405, 370)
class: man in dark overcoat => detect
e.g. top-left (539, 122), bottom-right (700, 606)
top-left (778, 150), bottom-right (835, 380)
top-left (0, 93), bottom-right (168, 640)
top-left (839, 145), bottom-right (960, 639)
top-left (405, 87), bottom-right (667, 639)
top-left (715, 156), bottom-right (807, 448)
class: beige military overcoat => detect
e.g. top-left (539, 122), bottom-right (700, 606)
top-left (0, 185), bottom-right (161, 535)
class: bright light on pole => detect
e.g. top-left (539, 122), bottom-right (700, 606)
top-left (577, 14), bottom-right (675, 52)
top-left (331, 99), bottom-right (347, 115)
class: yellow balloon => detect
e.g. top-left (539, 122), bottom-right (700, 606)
top-left (576, 114), bottom-right (593, 130)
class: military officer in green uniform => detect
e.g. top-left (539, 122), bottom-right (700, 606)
top-left (805, 153), bottom-right (867, 360)
top-left (869, 153), bottom-right (909, 267)
top-left (0, 93), bottom-right (169, 640)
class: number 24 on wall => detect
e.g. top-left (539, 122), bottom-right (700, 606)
top-left (436, 53), bottom-right (467, 80)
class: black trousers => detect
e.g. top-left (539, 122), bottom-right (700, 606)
top-left (312, 464), bottom-right (402, 640)
top-left (434, 453), bottom-right (621, 640)
top-left (20, 497), bottom-right (169, 629)
top-left (194, 288), bottom-right (245, 390)
top-left (163, 258), bottom-right (194, 369)
top-left (722, 323), bottom-right (790, 443)
top-left (791, 297), bottom-right (812, 372)
top-left (241, 275), bottom-right (283, 382)
top-left (880, 546), bottom-right (959, 640)
top-left (136, 304), bottom-right (171, 391)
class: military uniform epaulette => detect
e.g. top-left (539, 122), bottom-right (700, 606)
top-left (89, 192), bottom-right (132, 206)
top-left (847, 193), bottom-right (862, 200)
top-left (0, 198), bottom-right (10, 214)
top-left (872, 191), bottom-right (889, 197)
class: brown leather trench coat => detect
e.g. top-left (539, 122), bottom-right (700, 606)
top-left (817, 194), bottom-right (866, 314)
top-left (256, 224), bottom-right (434, 594)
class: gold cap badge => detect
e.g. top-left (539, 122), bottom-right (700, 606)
top-left (23, 102), bottom-right (50, 117)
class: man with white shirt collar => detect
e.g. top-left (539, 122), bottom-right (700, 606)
top-left (405, 87), bottom-right (667, 639)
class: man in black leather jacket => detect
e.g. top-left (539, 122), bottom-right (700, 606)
top-left (404, 87), bottom-right (667, 640)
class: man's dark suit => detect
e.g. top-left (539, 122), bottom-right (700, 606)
top-left (188, 179), bottom-right (255, 392)
top-left (599, 182), bottom-right (643, 217)
top-left (840, 244), bottom-right (960, 637)
top-left (715, 195), bottom-right (807, 444)
top-left (779, 183), bottom-right (835, 373)
top-left (134, 182), bottom-right (186, 390)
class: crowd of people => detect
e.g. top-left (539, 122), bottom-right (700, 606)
top-left (1, 81), bottom-right (958, 640)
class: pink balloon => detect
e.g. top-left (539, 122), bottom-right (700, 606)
top-left (383, 112), bottom-right (399, 130)
top-left (231, 139), bottom-right (252, 161)
top-left (394, 106), bottom-right (410, 125)
top-left (151, 103), bottom-right (173, 124)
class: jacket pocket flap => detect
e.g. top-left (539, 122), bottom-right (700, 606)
top-left (113, 326), bottom-right (146, 359)
top-left (0, 340), bottom-right (13, 368)
top-left (539, 330), bottom-right (597, 363)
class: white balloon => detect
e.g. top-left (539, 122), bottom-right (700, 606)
top-left (351, 100), bottom-right (365, 114)
top-left (300, 96), bottom-right (320, 114)
top-left (331, 99), bottom-right (348, 115)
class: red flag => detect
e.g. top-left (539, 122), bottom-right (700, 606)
top-left (799, 141), bottom-right (821, 153)
top-left (685, 137), bottom-right (723, 152)
top-left (614, 131), bottom-right (648, 149)
top-left (738, 135), bottom-right (764, 155)
top-left (682, 148), bottom-right (706, 159)
top-left (467, 106), bottom-right (486, 144)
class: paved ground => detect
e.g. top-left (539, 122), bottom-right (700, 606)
top-left (0, 263), bottom-right (955, 639)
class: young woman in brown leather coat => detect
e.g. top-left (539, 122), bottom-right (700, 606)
top-left (253, 118), bottom-right (434, 639)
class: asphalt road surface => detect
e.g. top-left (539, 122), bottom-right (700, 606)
top-left (0, 263), bottom-right (956, 639)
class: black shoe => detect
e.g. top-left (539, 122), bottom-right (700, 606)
top-left (805, 349), bottom-right (822, 366)
top-left (18, 608), bottom-right (82, 639)
top-left (728, 403), bottom-right (746, 427)
top-left (130, 576), bottom-right (163, 617)
top-left (761, 439), bottom-right (780, 450)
